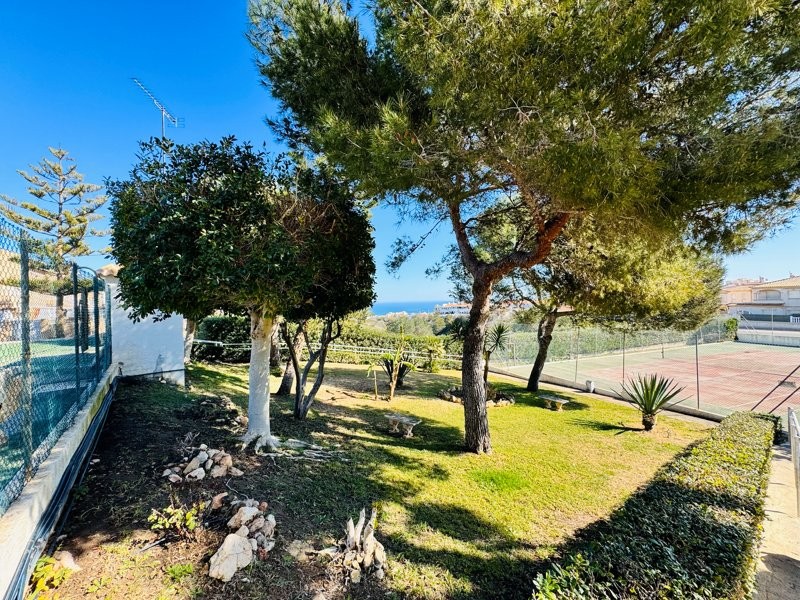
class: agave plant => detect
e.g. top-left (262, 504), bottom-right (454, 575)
top-left (621, 374), bottom-right (685, 431)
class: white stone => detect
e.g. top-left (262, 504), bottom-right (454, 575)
top-left (204, 459), bottom-right (214, 471)
top-left (248, 516), bottom-right (266, 534)
top-left (207, 449), bottom-right (219, 458)
top-left (186, 467), bottom-right (205, 481)
top-left (228, 467), bottom-right (244, 477)
top-left (227, 506), bottom-right (261, 529)
top-left (208, 534), bottom-right (253, 582)
top-left (161, 469), bottom-right (172, 477)
top-left (199, 443), bottom-right (208, 450)
top-left (195, 451), bottom-right (209, 464)
top-left (211, 492), bottom-right (228, 510)
top-left (183, 456), bottom-right (202, 474)
top-left (210, 465), bottom-right (228, 478)
top-left (260, 514), bottom-right (276, 537)
top-left (235, 525), bottom-right (249, 537)
top-left (168, 474), bottom-right (182, 484)
top-left (250, 538), bottom-right (258, 552)
top-left (53, 550), bottom-right (80, 572)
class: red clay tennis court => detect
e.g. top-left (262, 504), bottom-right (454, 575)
top-left (503, 341), bottom-right (800, 417)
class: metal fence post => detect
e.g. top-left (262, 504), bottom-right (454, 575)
top-left (72, 263), bottom-right (80, 404)
top-left (622, 330), bottom-right (626, 380)
top-left (695, 331), bottom-right (701, 409)
top-left (93, 276), bottom-right (100, 382)
top-left (19, 235), bottom-right (33, 473)
top-left (105, 286), bottom-right (112, 370)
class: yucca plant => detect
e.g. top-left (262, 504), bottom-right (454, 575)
top-left (621, 374), bottom-right (685, 431)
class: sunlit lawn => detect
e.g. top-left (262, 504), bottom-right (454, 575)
top-left (187, 362), bottom-right (711, 599)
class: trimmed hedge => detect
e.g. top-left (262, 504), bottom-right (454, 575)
top-left (191, 316), bottom-right (456, 366)
top-left (533, 412), bottom-right (777, 599)
top-left (192, 316), bottom-right (251, 363)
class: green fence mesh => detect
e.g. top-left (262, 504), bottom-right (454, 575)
top-left (0, 218), bottom-right (111, 517)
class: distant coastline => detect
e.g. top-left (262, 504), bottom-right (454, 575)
top-left (371, 300), bottom-right (451, 316)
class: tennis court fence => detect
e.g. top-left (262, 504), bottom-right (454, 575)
top-left (0, 218), bottom-right (112, 518)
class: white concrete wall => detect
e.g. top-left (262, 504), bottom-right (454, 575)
top-left (105, 278), bottom-right (185, 386)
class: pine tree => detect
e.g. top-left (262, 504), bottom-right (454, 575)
top-left (1, 147), bottom-right (108, 336)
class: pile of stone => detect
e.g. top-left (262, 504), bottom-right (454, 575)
top-left (161, 443), bottom-right (244, 484)
top-left (208, 496), bottom-right (277, 582)
top-left (437, 386), bottom-right (515, 407)
top-left (325, 508), bottom-right (387, 584)
top-left (437, 386), bottom-right (464, 404)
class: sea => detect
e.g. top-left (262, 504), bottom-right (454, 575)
top-left (371, 300), bottom-right (450, 316)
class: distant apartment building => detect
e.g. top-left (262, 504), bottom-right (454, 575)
top-left (434, 302), bottom-right (470, 316)
top-left (724, 275), bottom-right (800, 323)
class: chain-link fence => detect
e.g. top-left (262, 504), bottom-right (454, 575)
top-left (0, 221), bottom-right (111, 517)
top-left (493, 316), bottom-right (800, 420)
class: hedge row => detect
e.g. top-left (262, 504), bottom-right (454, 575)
top-left (533, 412), bottom-right (777, 599)
top-left (192, 315), bottom-right (457, 364)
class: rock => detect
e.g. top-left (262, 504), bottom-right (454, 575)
top-left (207, 449), bottom-right (219, 458)
top-left (350, 569), bottom-right (361, 584)
top-left (186, 467), bottom-right (205, 481)
top-left (218, 454), bottom-right (234, 468)
top-left (170, 467), bottom-right (181, 474)
top-left (208, 534), bottom-right (253, 582)
top-left (195, 451), bottom-right (209, 464)
top-left (161, 469), bottom-right (172, 477)
top-left (211, 492), bottom-right (228, 510)
top-left (53, 550), bottom-right (80, 572)
top-left (250, 538), bottom-right (258, 552)
top-left (248, 516), bottom-right (265, 534)
top-left (204, 459), bottom-right (214, 470)
top-left (262, 539), bottom-right (275, 552)
top-left (374, 541), bottom-right (386, 566)
top-left (258, 501), bottom-right (268, 512)
top-left (199, 443), bottom-right (208, 450)
top-left (374, 567), bottom-right (385, 580)
top-left (210, 465), bottom-right (228, 478)
top-left (244, 499), bottom-right (259, 508)
top-left (227, 506), bottom-right (261, 529)
top-left (260, 514), bottom-right (276, 537)
top-left (168, 474), bottom-right (182, 484)
top-left (286, 540), bottom-right (313, 562)
top-left (312, 593), bottom-right (327, 600)
top-left (183, 456), bottom-right (202, 474)
top-left (228, 467), bottom-right (244, 477)
top-left (235, 525), bottom-right (249, 538)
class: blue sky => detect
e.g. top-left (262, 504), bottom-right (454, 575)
top-left (0, 1), bottom-right (796, 303)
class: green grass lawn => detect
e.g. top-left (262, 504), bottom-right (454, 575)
top-left (182, 362), bottom-right (710, 599)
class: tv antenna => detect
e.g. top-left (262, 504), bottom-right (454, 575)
top-left (131, 77), bottom-right (184, 138)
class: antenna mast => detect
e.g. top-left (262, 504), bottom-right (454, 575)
top-left (131, 77), bottom-right (184, 138)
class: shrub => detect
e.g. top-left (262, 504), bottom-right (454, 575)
top-left (621, 374), bottom-right (685, 431)
top-left (533, 412), bottom-right (776, 599)
top-left (192, 315), bottom-right (251, 362)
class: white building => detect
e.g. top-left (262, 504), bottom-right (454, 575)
top-left (726, 275), bottom-right (800, 323)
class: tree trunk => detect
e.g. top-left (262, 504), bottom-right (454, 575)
top-left (183, 318), bottom-right (196, 365)
top-left (277, 324), bottom-right (303, 395)
top-left (527, 311), bottom-right (559, 392)
top-left (55, 291), bottom-right (65, 338)
top-left (242, 309), bottom-right (277, 452)
top-left (462, 282), bottom-right (493, 454)
top-left (483, 350), bottom-right (491, 384)
top-left (291, 319), bottom-right (336, 420)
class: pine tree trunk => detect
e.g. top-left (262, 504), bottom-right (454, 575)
top-left (483, 350), bottom-right (491, 384)
top-left (55, 292), bottom-right (65, 338)
top-left (183, 318), bottom-right (196, 365)
top-left (527, 311), bottom-right (559, 392)
top-left (242, 309), bottom-right (276, 452)
top-left (462, 282), bottom-right (492, 454)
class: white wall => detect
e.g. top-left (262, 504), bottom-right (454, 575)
top-left (105, 277), bottom-right (185, 386)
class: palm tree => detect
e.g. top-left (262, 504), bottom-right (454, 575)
top-left (483, 323), bottom-right (511, 384)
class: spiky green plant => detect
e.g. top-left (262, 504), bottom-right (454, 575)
top-left (621, 374), bottom-right (685, 431)
top-left (483, 323), bottom-right (511, 384)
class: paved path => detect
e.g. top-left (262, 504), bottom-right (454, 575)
top-left (755, 443), bottom-right (800, 600)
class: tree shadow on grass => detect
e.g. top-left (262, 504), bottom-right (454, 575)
top-left (568, 418), bottom-right (642, 434)
top-left (531, 441), bottom-right (762, 598)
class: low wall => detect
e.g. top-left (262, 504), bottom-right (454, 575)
top-left (737, 332), bottom-right (800, 348)
top-left (0, 365), bottom-right (117, 600)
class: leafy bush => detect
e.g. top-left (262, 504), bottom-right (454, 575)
top-left (725, 317), bottom-right (739, 340)
top-left (148, 502), bottom-right (206, 538)
top-left (533, 412), bottom-right (776, 599)
top-left (192, 315), bottom-right (251, 362)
